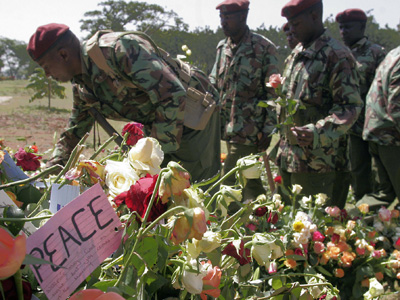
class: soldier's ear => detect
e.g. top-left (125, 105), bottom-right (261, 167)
top-left (58, 48), bottom-right (69, 62)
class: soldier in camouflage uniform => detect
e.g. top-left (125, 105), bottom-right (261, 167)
top-left (357, 46), bottom-right (400, 209)
top-left (209, 0), bottom-right (278, 202)
top-left (336, 8), bottom-right (387, 204)
top-left (279, 0), bottom-right (362, 205)
top-left (27, 23), bottom-right (221, 186)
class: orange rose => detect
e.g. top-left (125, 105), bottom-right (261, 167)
top-left (337, 241), bottom-right (350, 252)
top-left (170, 208), bottom-right (207, 245)
top-left (284, 258), bottom-right (297, 269)
top-left (361, 278), bottom-right (370, 287)
top-left (328, 246), bottom-right (341, 260)
top-left (0, 228), bottom-right (26, 279)
top-left (391, 209), bottom-right (400, 218)
top-left (200, 262), bottom-right (221, 300)
top-left (159, 161), bottom-right (191, 204)
top-left (340, 251), bottom-right (356, 267)
top-left (285, 249), bottom-right (295, 256)
top-left (358, 203), bottom-right (369, 214)
top-left (334, 268), bottom-right (345, 278)
top-left (320, 252), bottom-right (330, 265)
top-left (375, 272), bottom-right (384, 281)
top-left (325, 227), bottom-right (335, 236)
top-left (69, 289), bottom-right (125, 300)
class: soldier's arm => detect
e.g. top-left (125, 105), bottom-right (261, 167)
top-left (386, 60), bottom-right (400, 127)
top-left (114, 38), bottom-right (186, 153)
top-left (47, 84), bottom-right (94, 166)
top-left (305, 55), bottom-right (363, 149)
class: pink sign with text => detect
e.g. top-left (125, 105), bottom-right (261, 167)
top-left (26, 184), bottom-right (122, 300)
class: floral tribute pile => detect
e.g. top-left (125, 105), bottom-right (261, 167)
top-left (0, 125), bottom-right (399, 300)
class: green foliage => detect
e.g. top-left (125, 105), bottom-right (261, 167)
top-left (0, 37), bottom-right (36, 79)
top-left (25, 68), bottom-right (66, 109)
top-left (79, 0), bottom-right (188, 38)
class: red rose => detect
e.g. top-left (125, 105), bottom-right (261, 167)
top-left (254, 206), bottom-right (268, 217)
top-left (122, 122), bottom-right (144, 146)
top-left (14, 147), bottom-right (41, 171)
top-left (273, 175), bottom-right (282, 184)
top-left (222, 240), bottom-right (251, 265)
top-left (267, 212), bottom-right (279, 224)
top-left (113, 174), bottom-right (167, 223)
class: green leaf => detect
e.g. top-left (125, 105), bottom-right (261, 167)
top-left (271, 278), bottom-right (283, 290)
top-left (23, 253), bottom-right (65, 268)
top-left (131, 236), bottom-right (158, 276)
top-left (92, 279), bottom-right (118, 292)
top-left (316, 266), bottom-right (333, 277)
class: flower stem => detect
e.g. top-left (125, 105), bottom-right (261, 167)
top-left (13, 269), bottom-right (23, 300)
top-left (0, 165), bottom-right (62, 190)
top-left (89, 133), bottom-right (119, 160)
top-left (205, 166), bottom-right (239, 195)
top-left (0, 215), bottom-right (52, 222)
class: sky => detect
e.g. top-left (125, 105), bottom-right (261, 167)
top-left (1, 0), bottom-right (399, 43)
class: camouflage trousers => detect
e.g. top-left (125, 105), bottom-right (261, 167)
top-left (349, 134), bottom-right (374, 200)
top-left (332, 171), bottom-right (351, 209)
top-left (163, 110), bottom-right (221, 189)
top-left (356, 142), bottom-right (400, 210)
top-left (223, 142), bottom-right (266, 202)
top-left (279, 169), bottom-right (336, 207)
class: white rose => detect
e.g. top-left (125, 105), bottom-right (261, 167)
top-left (300, 196), bottom-right (312, 207)
top-left (364, 278), bottom-right (384, 300)
top-left (292, 184), bottom-right (303, 194)
top-left (237, 156), bottom-right (262, 179)
top-left (315, 193), bottom-right (328, 206)
top-left (218, 185), bottom-right (242, 216)
top-left (194, 231), bottom-right (221, 253)
top-left (127, 137), bottom-right (164, 175)
top-left (182, 259), bottom-right (207, 294)
top-left (105, 160), bottom-right (139, 199)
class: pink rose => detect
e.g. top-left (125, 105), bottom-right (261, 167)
top-left (200, 262), bottom-right (221, 300)
top-left (312, 231), bottom-right (325, 242)
top-left (372, 250), bottom-right (382, 259)
top-left (267, 74), bottom-right (284, 89)
top-left (325, 206), bottom-right (341, 218)
top-left (69, 289), bottom-right (125, 300)
top-left (356, 247), bottom-right (365, 255)
top-left (313, 241), bottom-right (325, 254)
top-left (268, 261), bottom-right (278, 274)
top-left (378, 207), bottom-right (391, 222)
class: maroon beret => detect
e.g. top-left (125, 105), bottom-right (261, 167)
top-left (281, 0), bottom-right (321, 19)
top-left (336, 9), bottom-right (367, 23)
top-left (216, 0), bottom-right (249, 13)
top-left (27, 23), bottom-right (70, 61)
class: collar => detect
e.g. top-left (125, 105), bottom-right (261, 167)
top-left (293, 29), bottom-right (331, 60)
top-left (350, 36), bottom-right (368, 50)
top-left (226, 26), bottom-right (250, 49)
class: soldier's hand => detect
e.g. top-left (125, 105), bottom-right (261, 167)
top-left (291, 126), bottom-right (313, 147)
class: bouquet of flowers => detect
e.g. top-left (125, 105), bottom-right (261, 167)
top-left (0, 122), bottom-right (399, 300)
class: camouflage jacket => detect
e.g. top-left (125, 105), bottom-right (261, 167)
top-left (363, 46), bottom-right (400, 146)
top-left (209, 27), bottom-right (278, 146)
top-left (52, 31), bottom-right (219, 163)
top-left (349, 37), bottom-right (386, 136)
top-left (277, 30), bottom-right (362, 173)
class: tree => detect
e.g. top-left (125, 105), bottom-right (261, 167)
top-left (79, 0), bottom-right (188, 38)
top-left (25, 68), bottom-right (66, 110)
top-left (0, 38), bottom-right (36, 79)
